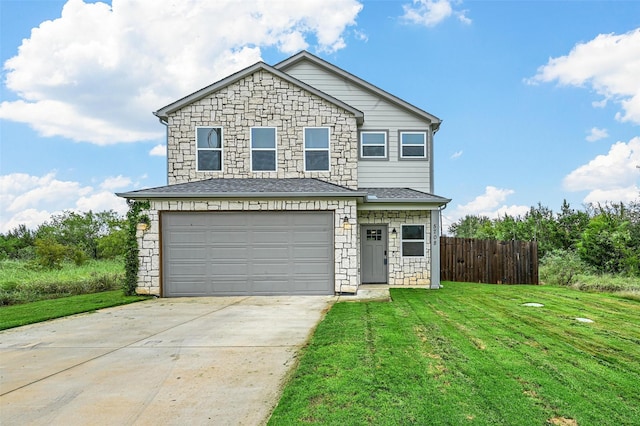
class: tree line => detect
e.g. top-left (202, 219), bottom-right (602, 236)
top-left (0, 211), bottom-right (126, 268)
top-left (448, 200), bottom-right (640, 276)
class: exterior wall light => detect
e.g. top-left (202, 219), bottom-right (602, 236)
top-left (343, 216), bottom-right (351, 230)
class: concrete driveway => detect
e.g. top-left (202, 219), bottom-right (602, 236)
top-left (0, 296), bottom-right (335, 425)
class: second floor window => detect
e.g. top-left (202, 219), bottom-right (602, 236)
top-left (360, 131), bottom-right (387, 159)
top-left (304, 127), bottom-right (330, 171)
top-left (196, 127), bottom-right (223, 171)
top-left (400, 131), bottom-right (427, 159)
top-left (251, 127), bottom-right (277, 171)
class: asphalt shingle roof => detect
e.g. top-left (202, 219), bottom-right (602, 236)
top-left (361, 187), bottom-right (451, 203)
top-left (117, 178), bottom-right (364, 198)
top-left (117, 179), bottom-right (450, 206)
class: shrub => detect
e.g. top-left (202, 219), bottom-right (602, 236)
top-left (34, 238), bottom-right (67, 269)
top-left (540, 249), bottom-right (591, 286)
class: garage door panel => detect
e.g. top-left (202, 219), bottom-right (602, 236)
top-left (293, 246), bottom-right (332, 259)
top-left (253, 231), bottom-right (289, 244)
top-left (162, 211), bottom-right (333, 296)
top-left (165, 280), bottom-right (210, 296)
top-left (253, 247), bottom-right (289, 259)
top-left (166, 231), bottom-right (207, 244)
top-left (292, 262), bottom-right (331, 274)
top-left (209, 231), bottom-right (249, 244)
top-left (293, 231), bottom-right (331, 244)
top-left (211, 262), bottom-right (250, 275)
top-left (209, 247), bottom-right (250, 259)
top-left (167, 261), bottom-right (208, 275)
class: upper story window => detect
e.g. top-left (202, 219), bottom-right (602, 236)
top-left (251, 127), bottom-right (277, 171)
top-left (360, 131), bottom-right (388, 159)
top-left (304, 127), bottom-right (330, 171)
top-left (400, 131), bottom-right (427, 159)
top-left (196, 127), bottom-right (223, 171)
top-left (402, 225), bottom-right (426, 257)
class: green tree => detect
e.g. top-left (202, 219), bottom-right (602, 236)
top-left (448, 215), bottom-right (492, 238)
top-left (34, 237), bottom-right (67, 269)
top-left (577, 210), bottom-right (638, 275)
top-left (36, 210), bottom-right (125, 260)
top-left (554, 200), bottom-right (590, 251)
top-left (0, 224), bottom-right (36, 260)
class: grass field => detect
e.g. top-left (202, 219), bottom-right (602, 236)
top-left (269, 283), bottom-right (640, 425)
top-left (0, 290), bottom-right (148, 330)
top-left (0, 259), bottom-right (124, 305)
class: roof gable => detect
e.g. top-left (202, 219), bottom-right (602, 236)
top-left (275, 51), bottom-right (441, 130)
top-left (154, 61), bottom-right (363, 123)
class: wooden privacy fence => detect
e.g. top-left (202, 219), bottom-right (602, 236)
top-left (440, 237), bottom-right (539, 284)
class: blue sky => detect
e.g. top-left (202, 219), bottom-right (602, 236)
top-left (1, 0), bottom-right (639, 232)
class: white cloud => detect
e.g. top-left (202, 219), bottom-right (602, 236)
top-left (149, 144), bottom-right (167, 157)
top-left (0, 172), bottom-right (130, 233)
top-left (402, 0), bottom-right (471, 27)
top-left (563, 137), bottom-right (640, 203)
top-left (450, 150), bottom-right (463, 159)
top-left (0, 0), bottom-right (363, 145)
top-left (99, 175), bottom-right (133, 190)
top-left (586, 127), bottom-right (608, 142)
top-left (442, 186), bottom-right (530, 232)
top-left (530, 28), bottom-right (640, 125)
top-left (456, 186), bottom-right (515, 215)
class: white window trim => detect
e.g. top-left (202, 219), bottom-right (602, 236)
top-left (196, 126), bottom-right (223, 172)
top-left (401, 224), bottom-right (426, 257)
top-left (250, 127), bottom-right (278, 172)
top-left (303, 127), bottom-right (331, 172)
top-left (399, 130), bottom-right (428, 159)
top-left (360, 130), bottom-right (388, 159)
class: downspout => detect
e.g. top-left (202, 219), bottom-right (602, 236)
top-left (431, 203), bottom-right (448, 289)
top-left (157, 117), bottom-right (169, 185)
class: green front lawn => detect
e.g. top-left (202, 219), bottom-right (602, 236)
top-left (0, 290), bottom-right (149, 330)
top-left (269, 283), bottom-right (640, 425)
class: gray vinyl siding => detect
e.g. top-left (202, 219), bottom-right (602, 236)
top-left (285, 61), bottom-right (432, 192)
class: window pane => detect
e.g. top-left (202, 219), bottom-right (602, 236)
top-left (362, 146), bottom-right (385, 157)
top-left (197, 127), bottom-right (222, 148)
top-left (198, 150), bottom-right (221, 171)
top-left (305, 128), bottom-right (329, 148)
top-left (402, 225), bottom-right (424, 240)
top-left (402, 145), bottom-right (425, 157)
top-left (402, 133), bottom-right (425, 145)
top-left (251, 128), bottom-right (275, 148)
top-left (305, 151), bottom-right (329, 171)
top-left (403, 241), bottom-right (424, 256)
top-left (252, 151), bottom-right (276, 171)
top-left (362, 132), bottom-right (385, 145)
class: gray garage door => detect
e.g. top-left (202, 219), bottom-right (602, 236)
top-left (162, 211), bottom-right (334, 296)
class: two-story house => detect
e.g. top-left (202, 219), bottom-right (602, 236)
top-left (117, 51), bottom-right (450, 297)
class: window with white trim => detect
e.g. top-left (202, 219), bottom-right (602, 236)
top-left (360, 131), bottom-right (387, 159)
top-left (251, 127), bottom-right (277, 171)
top-left (196, 127), bottom-right (223, 171)
top-left (304, 127), bottom-right (330, 171)
top-left (402, 225), bottom-right (425, 257)
top-left (400, 131), bottom-right (427, 159)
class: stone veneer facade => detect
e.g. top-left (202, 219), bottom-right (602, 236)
top-left (358, 210), bottom-right (432, 286)
top-left (136, 198), bottom-right (359, 296)
top-left (166, 69), bottom-right (358, 189)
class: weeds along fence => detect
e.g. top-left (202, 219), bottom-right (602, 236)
top-left (440, 237), bottom-right (539, 284)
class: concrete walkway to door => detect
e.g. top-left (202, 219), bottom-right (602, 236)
top-left (0, 296), bottom-right (334, 426)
